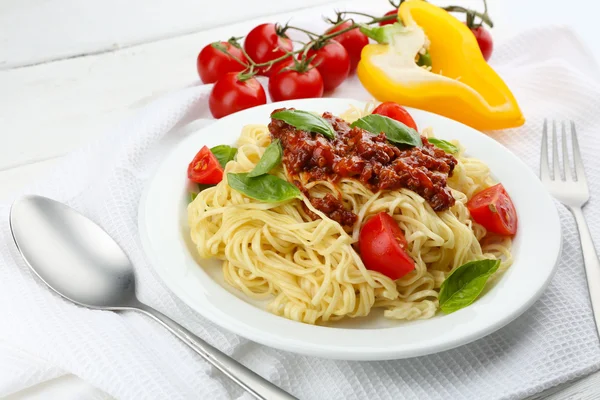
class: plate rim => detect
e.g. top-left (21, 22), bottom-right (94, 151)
top-left (138, 97), bottom-right (562, 360)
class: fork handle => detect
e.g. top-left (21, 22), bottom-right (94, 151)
top-left (570, 206), bottom-right (600, 329)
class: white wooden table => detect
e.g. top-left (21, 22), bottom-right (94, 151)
top-left (2, 0), bottom-right (599, 398)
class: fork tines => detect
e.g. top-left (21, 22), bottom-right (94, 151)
top-left (541, 119), bottom-right (587, 185)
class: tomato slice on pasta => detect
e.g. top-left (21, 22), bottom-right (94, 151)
top-left (359, 212), bottom-right (415, 280)
top-left (467, 183), bottom-right (518, 236)
top-left (187, 146), bottom-right (224, 184)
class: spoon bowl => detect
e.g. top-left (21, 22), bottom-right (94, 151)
top-left (9, 195), bottom-right (295, 400)
top-left (10, 195), bottom-right (138, 309)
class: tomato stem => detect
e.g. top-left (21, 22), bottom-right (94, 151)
top-left (236, 70), bottom-right (257, 82)
top-left (212, 2), bottom-right (490, 72)
top-left (227, 36), bottom-right (243, 48)
top-left (274, 23), bottom-right (290, 38)
top-left (388, 0), bottom-right (404, 8)
top-left (337, 10), bottom-right (379, 19)
top-left (443, 4), bottom-right (493, 28)
top-left (247, 15), bottom-right (395, 70)
top-left (211, 42), bottom-right (249, 68)
top-left (285, 25), bottom-right (320, 39)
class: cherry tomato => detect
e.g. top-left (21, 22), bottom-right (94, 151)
top-left (244, 23), bottom-right (293, 76)
top-left (467, 183), bottom-right (518, 235)
top-left (359, 212), bottom-right (415, 280)
top-left (468, 25), bottom-right (493, 61)
top-left (268, 65), bottom-right (324, 102)
top-left (209, 72), bottom-right (267, 119)
top-left (306, 41), bottom-right (350, 91)
top-left (197, 41), bottom-right (247, 84)
top-left (379, 10), bottom-right (399, 26)
top-left (326, 21), bottom-right (369, 72)
top-left (187, 146), bottom-right (224, 184)
top-left (372, 102), bottom-right (418, 131)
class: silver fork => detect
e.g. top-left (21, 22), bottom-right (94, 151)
top-left (541, 120), bottom-right (600, 330)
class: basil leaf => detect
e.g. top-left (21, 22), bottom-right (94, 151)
top-left (359, 22), bottom-right (404, 44)
top-left (228, 173), bottom-right (302, 203)
top-left (271, 109), bottom-right (335, 139)
top-left (351, 114), bottom-right (422, 147)
top-left (439, 259), bottom-right (501, 314)
top-left (248, 140), bottom-right (282, 177)
top-left (210, 145), bottom-right (238, 169)
top-left (428, 138), bottom-right (459, 154)
top-left (189, 183), bottom-right (213, 202)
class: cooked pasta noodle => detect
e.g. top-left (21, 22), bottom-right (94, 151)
top-left (188, 107), bottom-right (512, 325)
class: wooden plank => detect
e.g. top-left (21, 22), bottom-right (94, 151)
top-left (0, 0), bottom-right (396, 171)
top-left (0, 0), bottom-right (336, 69)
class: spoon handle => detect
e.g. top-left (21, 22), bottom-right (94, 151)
top-left (134, 302), bottom-right (297, 400)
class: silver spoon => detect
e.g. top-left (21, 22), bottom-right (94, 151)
top-left (9, 195), bottom-right (296, 400)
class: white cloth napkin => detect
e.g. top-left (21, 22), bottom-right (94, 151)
top-left (2, 24), bottom-right (600, 400)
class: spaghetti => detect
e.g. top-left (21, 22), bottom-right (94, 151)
top-left (188, 107), bottom-right (512, 325)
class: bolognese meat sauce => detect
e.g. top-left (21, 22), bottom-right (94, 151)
top-left (268, 108), bottom-right (457, 227)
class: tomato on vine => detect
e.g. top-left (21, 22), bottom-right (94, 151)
top-left (306, 40), bottom-right (350, 91)
top-left (379, 10), bottom-right (399, 26)
top-left (268, 58), bottom-right (324, 102)
top-left (468, 25), bottom-right (493, 61)
top-left (244, 23), bottom-right (293, 76)
top-left (197, 40), bottom-right (247, 84)
top-left (209, 72), bottom-right (267, 118)
top-left (453, 1), bottom-right (494, 61)
top-left (326, 21), bottom-right (369, 72)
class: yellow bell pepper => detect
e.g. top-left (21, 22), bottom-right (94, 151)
top-left (357, 0), bottom-right (524, 131)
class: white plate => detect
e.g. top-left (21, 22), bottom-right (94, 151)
top-left (139, 98), bottom-right (561, 361)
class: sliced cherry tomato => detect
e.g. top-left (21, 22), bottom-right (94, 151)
top-left (306, 40), bottom-right (350, 92)
top-left (326, 21), bottom-right (369, 72)
top-left (372, 102), bottom-right (418, 131)
top-left (209, 72), bottom-right (267, 119)
top-left (379, 10), bottom-right (399, 26)
top-left (187, 146), bottom-right (224, 184)
top-left (467, 24), bottom-right (493, 61)
top-left (197, 41), bottom-right (247, 84)
top-left (467, 183), bottom-right (518, 235)
top-left (268, 65), bottom-right (324, 102)
top-left (244, 23), bottom-right (293, 76)
top-left (359, 212), bottom-right (415, 280)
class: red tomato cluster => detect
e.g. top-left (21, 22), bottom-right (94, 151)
top-left (197, 10), bottom-right (494, 119)
top-left (197, 22), bottom-right (370, 119)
